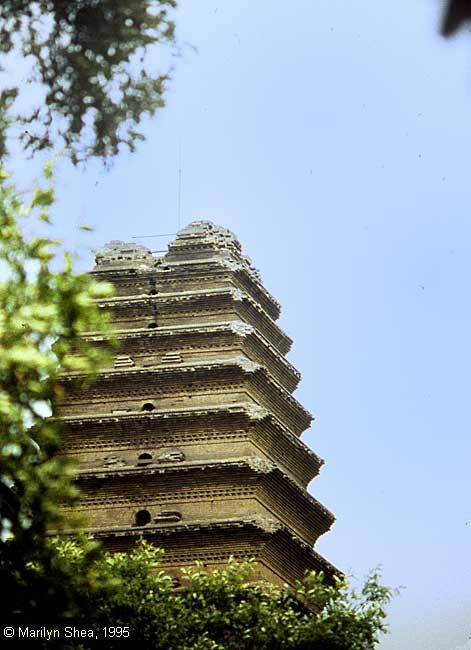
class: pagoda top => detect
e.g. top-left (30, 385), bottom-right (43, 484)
top-left (172, 221), bottom-right (241, 253)
top-left (94, 221), bottom-right (261, 281)
top-left (94, 240), bottom-right (154, 271)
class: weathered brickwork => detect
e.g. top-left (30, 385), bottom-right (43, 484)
top-left (57, 221), bottom-right (337, 586)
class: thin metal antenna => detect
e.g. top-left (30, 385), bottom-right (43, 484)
top-left (131, 233), bottom-right (176, 239)
top-left (129, 141), bottom-right (182, 245)
top-left (177, 140), bottom-right (182, 230)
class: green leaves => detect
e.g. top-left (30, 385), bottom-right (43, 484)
top-left (0, 162), bottom-right (115, 626)
top-left (30, 187), bottom-right (55, 210)
top-left (0, 1), bottom-right (178, 164)
top-left (34, 540), bottom-right (392, 650)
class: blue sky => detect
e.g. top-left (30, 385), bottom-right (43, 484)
top-left (9, 1), bottom-right (471, 647)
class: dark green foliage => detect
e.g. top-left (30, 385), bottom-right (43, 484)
top-left (30, 540), bottom-right (392, 650)
top-left (0, 1), bottom-right (177, 162)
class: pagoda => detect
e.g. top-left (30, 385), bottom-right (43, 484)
top-left (57, 221), bottom-right (337, 586)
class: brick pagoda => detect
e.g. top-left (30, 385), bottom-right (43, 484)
top-left (57, 221), bottom-right (337, 586)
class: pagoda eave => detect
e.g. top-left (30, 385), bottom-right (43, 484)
top-left (92, 257), bottom-right (281, 322)
top-left (58, 405), bottom-right (323, 487)
top-left (59, 361), bottom-right (312, 435)
top-left (69, 322), bottom-right (300, 391)
top-left (73, 457), bottom-right (335, 545)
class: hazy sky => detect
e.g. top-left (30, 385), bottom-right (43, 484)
top-left (10, 1), bottom-right (471, 648)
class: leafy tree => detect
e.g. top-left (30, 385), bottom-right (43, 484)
top-left (36, 539), bottom-right (392, 650)
top-left (0, 1), bottom-right (177, 163)
top-left (0, 162), bottom-right (115, 624)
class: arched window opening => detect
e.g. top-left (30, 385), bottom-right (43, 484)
top-left (142, 402), bottom-right (155, 412)
top-left (137, 452), bottom-right (153, 466)
top-left (149, 289), bottom-right (157, 296)
top-left (135, 509), bottom-right (151, 526)
top-left (148, 322), bottom-right (158, 329)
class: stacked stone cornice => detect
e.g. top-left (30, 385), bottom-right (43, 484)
top-left (58, 407), bottom-right (323, 488)
top-left (77, 320), bottom-right (299, 390)
top-left (88, 289), bottom-right (292, 354)
top-left (92, 258), bottom-right (281, 323)
top-left (59, 360), bottom-right (311, 435)
top-left (57, 221), bottom-right (337, 586)
top-left (68, 457), bottom-right (334, 547)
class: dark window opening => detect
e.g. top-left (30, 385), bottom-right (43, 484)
top-left (142, 402), bottom-right (155, 412)
top-left (148, 322), bottom-right (158, 329)
top-left (137, 452), bottom-right (153, 466)
top-left (135, 509), bottom-right (151, 526)
top-left (149, 289), bottom-right (157, 296)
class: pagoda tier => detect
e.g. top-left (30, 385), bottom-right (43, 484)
top-left (93, 288), bottom-right (292, 355)
top-left (84, 519), bottom-right (338, 587)
top-left (59, 361), bottom-right (311, 436)
top-left (92, 254), bottom-right (280, 322)
top-left (65, 458), bottom-right (334, 547)
top-left (58, 407), bottom-right (323, 488)
top-left (57, 221), bottom-right (337, 586)
top-left (82, 321), bottom-right (299, 392)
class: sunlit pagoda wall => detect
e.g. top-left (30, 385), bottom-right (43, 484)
top-left (57, 221), bottom-right (338, 586)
